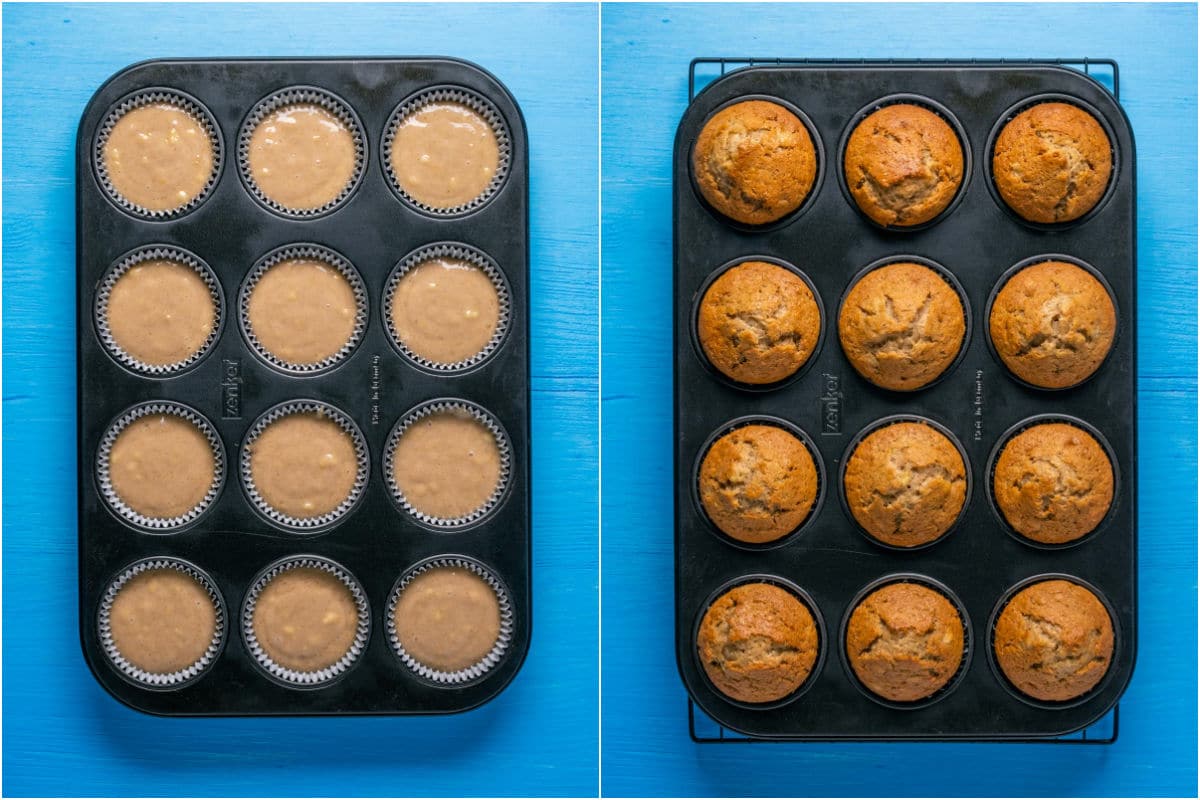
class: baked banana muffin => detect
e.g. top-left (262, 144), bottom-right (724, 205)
top-left (992, 102), bottom-right (1113, 224)
top-left (993, 579), bottom-right (1114, 702)
top-left (845, 582), bottom-right (965, 703)
top-left (839, 262), bottom-right (967, 391)
top-left (697, 582), bottom-right (819, 704)
top-left (989, 260), bottom-right (1116, 389)
top-left (698, 423), bottom-right (819, 544)
top-left (697, 261), bottom-right (821, 385)
top-left (844, 103), bottom-right (964, 227)
top-left (992, 421), bottom-right (1114, 544)
top-left (843, 421), bottom-right (967, 548)
top-left (692, 99), bottom-right (818, 225)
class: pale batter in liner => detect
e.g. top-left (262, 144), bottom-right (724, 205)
top-left (104, 258), bottom-right (217, 368)
top-left (247, 410), bottom-right (360, 521)
top-left (251, 566), bottom-right (360, 673)
top-left (246, 257), bottom-right (360, 367)
top-left (388, 100), bottom-right (501, 210)
top-left (246, 102), bottom-right (358, 211)
top-left (108, 566), bottom-right (218, 675)
top-left (389, 256), bottom-right (501, 365)
top-left (107, 411), bottom-right (217, 521)
top-left (393, 566), bottom-right (502, 673)
top-left (389, 408), bottom-right (504, 521)
top-left (101, 101), bottom-right (216, 213)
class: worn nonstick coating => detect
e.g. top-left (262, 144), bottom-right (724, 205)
top-left (674, 64), bottom-right (1136, 740)
top-left (76, 57), bottom-right (530, 716)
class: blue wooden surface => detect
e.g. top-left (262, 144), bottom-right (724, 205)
top-left (600, 3), bottom-right (1197, 797)
top-left (2, 4), bottom-right (598, 797)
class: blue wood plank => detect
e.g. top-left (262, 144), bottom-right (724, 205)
top-left (600, 3), bottom-right (1197, 797)
top-left (2, 3), bottom-right (598, 797)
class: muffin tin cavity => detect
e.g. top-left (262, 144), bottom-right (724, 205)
top-left (93, 88), bottom-right (223, 220)
top-left (238, 244), bottom-right (368, 375)
top-left (675, 62), bottom-right (1135, 741)
top-left (77, 58), bottom-right (530, 716)
top-left (836, 93), bottom-right (972, 231)
top-left (382, 86), bottom-right (512, 217)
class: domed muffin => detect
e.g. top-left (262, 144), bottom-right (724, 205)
top-left (844, 103), bottom-right (964, 227)
top-left (992, 421), bottom-right (1114, 544)
top-left (692, 100), bottom-right (818, 225)
top-left (843, 421), bottom-right (967, 548)
top-left (698, 423), bottom-right (819, 544)
top-left (845, 582), bottom-right (965, 703)
top-left (839, 262), bottom-right (967, 391)
top-left (697, 261), bottom-right (821, 385)
top-left (994, 579), bottom-right (1114, 702)
top-left (992, 102), bottom-right (1113, 224)
top-left (697, 582), bottom-right (819, 704)
top-left (989, 260), bottom-right (1116, 389)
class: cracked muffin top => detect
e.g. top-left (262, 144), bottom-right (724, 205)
top-left (845, 582), bottom-right (965, 703)
top-left (989, 260), bottom-right (1116, 389)
top-left (698, 423), bottom-right (818, 545)
top-left (697, 582), bottom-right (819, 704)
top-left (992, 422), bottom-right (1114, 545)
top-left (843, 421), bottom-right (967, 548)
top-left (844, 103), bottom-right (964, 227)
top-left (697, 261), bottom-right (821, 385)
top-left (993, 102), bottom-right (1113, 224)
top-left (692, 99), bottom-right (818, 226)
top-left (994, 579), bottom-right (1114, 702)
top-left (838, 262), bottom-right (966, 391)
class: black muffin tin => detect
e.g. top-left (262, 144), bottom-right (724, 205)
top-left (674, 60), bottom-right (1136, 740)
top-left (76, 57), bottom-right (530, 715)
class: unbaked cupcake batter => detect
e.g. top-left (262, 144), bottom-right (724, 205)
top-left (247, 103), bottom-right (356, 211)
top-left (109, 568), bottom-right (216, 674)
top-left (102, 102), bottom-right (215, 212)
top-left (108, 413), bottom-right (215, 519)
top-left (394, 566), bottom-right (501, 672)
top-left (247, 258), bottom-right (358, 365)
top-left (252, 567), bottom-right (358, 673)
top-left (388, 101), bottom-right (500, 209)
top-left (106, 259), bottom-right (216, 367)
top-left (248, 411), bottom-right (357, 519)
top-left (391, 411), bottom-right (501, 520)
top-left (390, 257), bottom-right (500, 364)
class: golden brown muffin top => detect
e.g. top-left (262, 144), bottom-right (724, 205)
top-left (843, 421), bottom-right (967, 548)
top-left (838, 262), bottom-right (966, 391)
top-left (697, 582), bottom-right (819, 704)
top-left (692, 99), bottom-right (818, 226)
top-left (992, 102), bottom-right (1113, 224)
top-left (994, 579), bottom-right (1114, 702)
top-left (845, 582), bottom-right (964, 703)
top-left (844, 103), bottom-right (964, 227)
top-left (697, 261), bottom-right (821, 385)
top-left (992, 422), bottom-right (1114, 544)
top-left (698, 424), bottom-right (819, 545)
top-left (989, 260), bottom-right (1116, 389)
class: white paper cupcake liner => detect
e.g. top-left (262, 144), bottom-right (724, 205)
top-left (96, 401), bottom-right (225, 532)
top-left (383, 242), bottom-right (512, 373)
top-left (383, 399), bottom-right (512, 529)
top-left (387, 556), bottom-right (514, 686)
top-left (381, 86), bottom-right (512, 216)
top-left (93, 87), bottom-right (223, 220)
top-left (242, 555), bottom-right (370, 688)
top-left (94, 245), bottom-right (224, 376)
top-left (237, 86), bottom-right (366, 218)
top-left (238, 244), bottom-right (368, 375)
top-left (240, 400), bottom-right (369, 532)
top-left (98, 557), bottom-right (226, 689)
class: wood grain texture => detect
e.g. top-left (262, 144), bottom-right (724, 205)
top-left (1, 4), bottom-right (598, 797)
top-left (600, 3), bottom-right (1197, 796)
